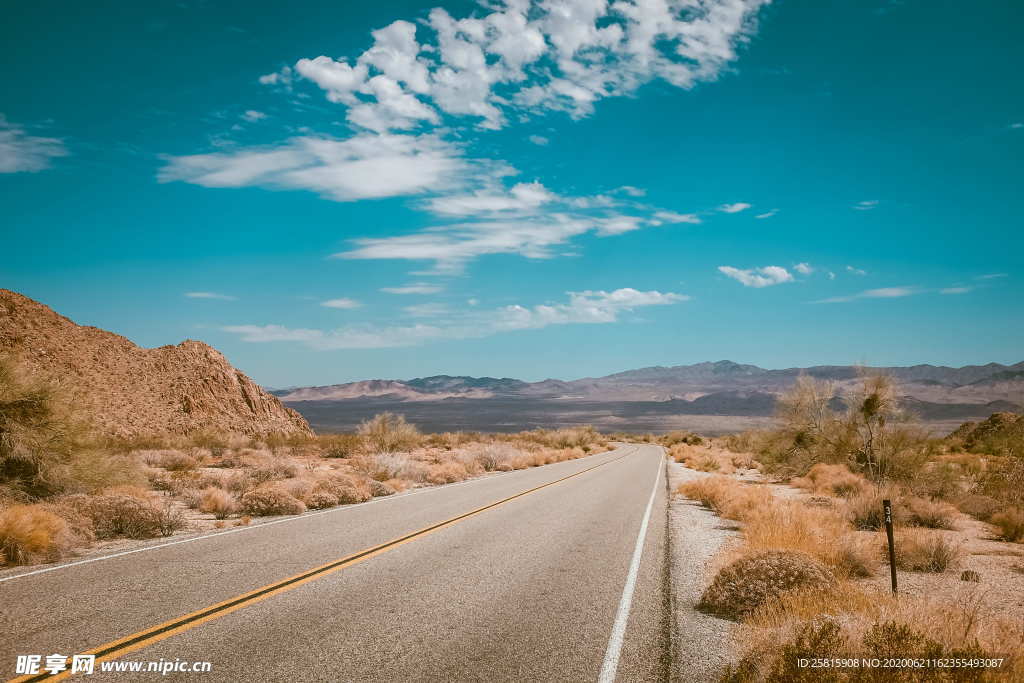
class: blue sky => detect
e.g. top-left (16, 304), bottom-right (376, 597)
top-left (2, 0), bottom-right (1021, 387)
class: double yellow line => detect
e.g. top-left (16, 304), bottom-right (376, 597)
top-left (11, 448), bottom-right (634, 682)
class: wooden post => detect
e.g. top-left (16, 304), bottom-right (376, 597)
top-left (883, 498), bottom-right (897, 596)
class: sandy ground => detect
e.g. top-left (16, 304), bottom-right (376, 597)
top-left (666, 458), bottom-right (743, 681)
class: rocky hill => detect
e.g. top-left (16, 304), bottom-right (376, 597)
top-left (0, 289), bottom-right (311, 439)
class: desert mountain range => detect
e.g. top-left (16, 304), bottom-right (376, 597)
top-left (276, 359), bottom-right (1024, 409)
top-left (0, 289), bottom-right (311, 438)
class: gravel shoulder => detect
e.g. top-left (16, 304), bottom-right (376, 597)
top-left (666, 459), bottom-right (742, 682)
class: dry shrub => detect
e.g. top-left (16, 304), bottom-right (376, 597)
top-left (426, 461), bottom-right (469, 485)
top-left (457, 443), bottom-right (521, 472)
top-left (240, 485), bottom-right (306, 516)
top-left (139, 450), bottom-right (199, 472)
top-left (384, 477), bottom-right (410, 492)
top-left (957, 494), bottom-right (1003, 521)
top-left (178, 488), bottom-right (203, 509)
top-left (312, 473), bottom-right (372, 505)
top-left (0, 504), bottom-right (85, 565)
top-left (990, 508), bottom-right (1024, 542)
top-left (352, 452), bottom-right (429, 483)
top-left (199, 487), bottom-right (238, 519)
top-left (357, 413), bottom-right (422, 453)
top-left (844, 487), bottom-right (904, 530)
top-left (304, 491), bottom-right (339, 509)
top-left (249, 460), bottom-right (300, 484)
top-left (60, 494), bottom-right (185, 539)
top-left (370, 480), bottom-right (396, 497)
top-left (316, 433), bottom-right (364, 459)
top-left (893, 529), bottom-right (963, 572)
top-left (791, 463), bottom-right (869, 497)
top-left (699, 550), bottom-right (834, 620)
top-left (279, 478), bottom-right (313, 501)
top-left (902, 496), bottom-right (958, 530)
top-left (235, 515), bottom-right (252, 526)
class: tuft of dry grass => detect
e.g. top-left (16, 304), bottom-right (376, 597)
top-left (990, 507), bottom-right (1024, 542)
top-left (892, 529), bottom-right (964, 572)
top-left (198, 487), bottom-right (238, 519)
top-left (0, 504), bottom-right (85, 565)
top-left (902, 495), bottom-right (959, 530)
top-left (729, 583), bottom-right (1024, 681)
top-left (791, 463), bottom-right (870, 498)
top-left (59, 494), bottom-right (185, 539)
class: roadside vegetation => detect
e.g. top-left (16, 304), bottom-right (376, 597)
top-left (673, 372), bottom-right (1024, 680)
top-left (0, 355), bottom-right (610, 567)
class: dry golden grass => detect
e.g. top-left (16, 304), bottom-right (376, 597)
top-left (990, 507), bottom-right (1024, 542)
top-left (729, 583), bottom-right (1024, 681)
top-left (699, 550), bottom-right (834, 620)
top-left (791, 463), bottom-right (870, 498)
top-left (0, 504), bottom-right (82, 565)
top-left (892, 528), bottom-right (964, 572)
top-left (198, 487), bottom-right (238, 519)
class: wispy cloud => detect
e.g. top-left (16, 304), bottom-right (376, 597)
top-left (755, 208), bottom-right (778, 219)
top-left (940, 286), bottom-right (972, 295)
top-left (527, 134), bottom-right (549, 146)
top-left (718, 265), bottom-right (794, 288)
top-left (381, 283), bottom-right (443, 295)
top-left (846, 265), bottom-right (867, 276)
top-left (320, 297), bottom-right (361, 309)
top-left (976, 273), bottom-right (1008, 280)
top-left (241, 110), bottom-right (267, 122)
top-left (718, 202), bottom-right (751, 214)
top-left (794, 262), bottom-right (814, 275)
top-left (853, 200), bottom-right (879, 211)
top-left (159, 133), bottom-right (471, 202)
top-left (185, 291), bottom-right (236, 301)
top-left (813, 287), bottom-right (916, 304)
top-left (224, 287), bottom-right (687, 350)
top-left (0, 114), bottom-right (68, 173)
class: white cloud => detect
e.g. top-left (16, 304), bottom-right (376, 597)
top-left (223, 287), bottom-right (687, 349)
top-left (281, 0), bottom-right (769, 132)
top-left (813, 287), bottom-right (916, 304)
top-left (651, 211), bottom-right (701, 225)
top-left (940, 286), bottom-right (972, 295)
top-left (160, 133), bottom-right (468, 201)
top-left (853, 200), bottom-right (879, 210)
top-left (755, 208), bottom-right (778, 219)
top-left (794, 262), bottom-right (813, 275)
top-left (321, 297), bottom-right (361, 309)
top-left (617, 185), bottom-right (647, 197)
top-left (827, 271), bottom-right (836, 280)
top-left (846, 265), bottom-right (867, 276)
top-left (381, 283), bottom-right (443, 294)
top-left (976, 273), bottom-right (1007, 280)
top-left (718, 265), bottom-right (793, 288)
top-left (718, 202), bottom-right (751, 213)
top-left (185, 291), bottom-right (236, 300)
top-left (242, 110), bottom-right (267, 122)
top-left (528, 134), bottom-right (549, 145)
top-left (424, 181), bottom-right (557, 216)
top-left (0, 115), bottom-right (68, 173)
top-left (1010, 123), bottom-right (1023, 129)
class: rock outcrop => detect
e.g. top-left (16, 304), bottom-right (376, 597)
top-left (0, 289), bottom-right (312, 439)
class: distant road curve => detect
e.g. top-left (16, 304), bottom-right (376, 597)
top-left (3, 444), bottom-right (670, 682)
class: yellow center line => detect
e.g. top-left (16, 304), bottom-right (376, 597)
top-left (9, 447), bottom-right (638, 682)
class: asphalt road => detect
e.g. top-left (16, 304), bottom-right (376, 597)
top-left (1, 444), bottom-right (671, 682)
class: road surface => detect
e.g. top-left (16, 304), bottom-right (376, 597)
top-left (1, 444), bottom-right (671, 682)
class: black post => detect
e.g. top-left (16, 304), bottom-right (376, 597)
top-left (883, 498), bottom-right (897, 596)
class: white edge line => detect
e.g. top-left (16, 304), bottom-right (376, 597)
top-left (597, 448), bottom-right (661, 683)
top-left (0, 447), bottom-right (631, 585)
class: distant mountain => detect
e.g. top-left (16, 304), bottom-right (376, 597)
top-left (0, 289), bottom-right (312, 439)
top-left (277, 359), bottom-right (1024, 418)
